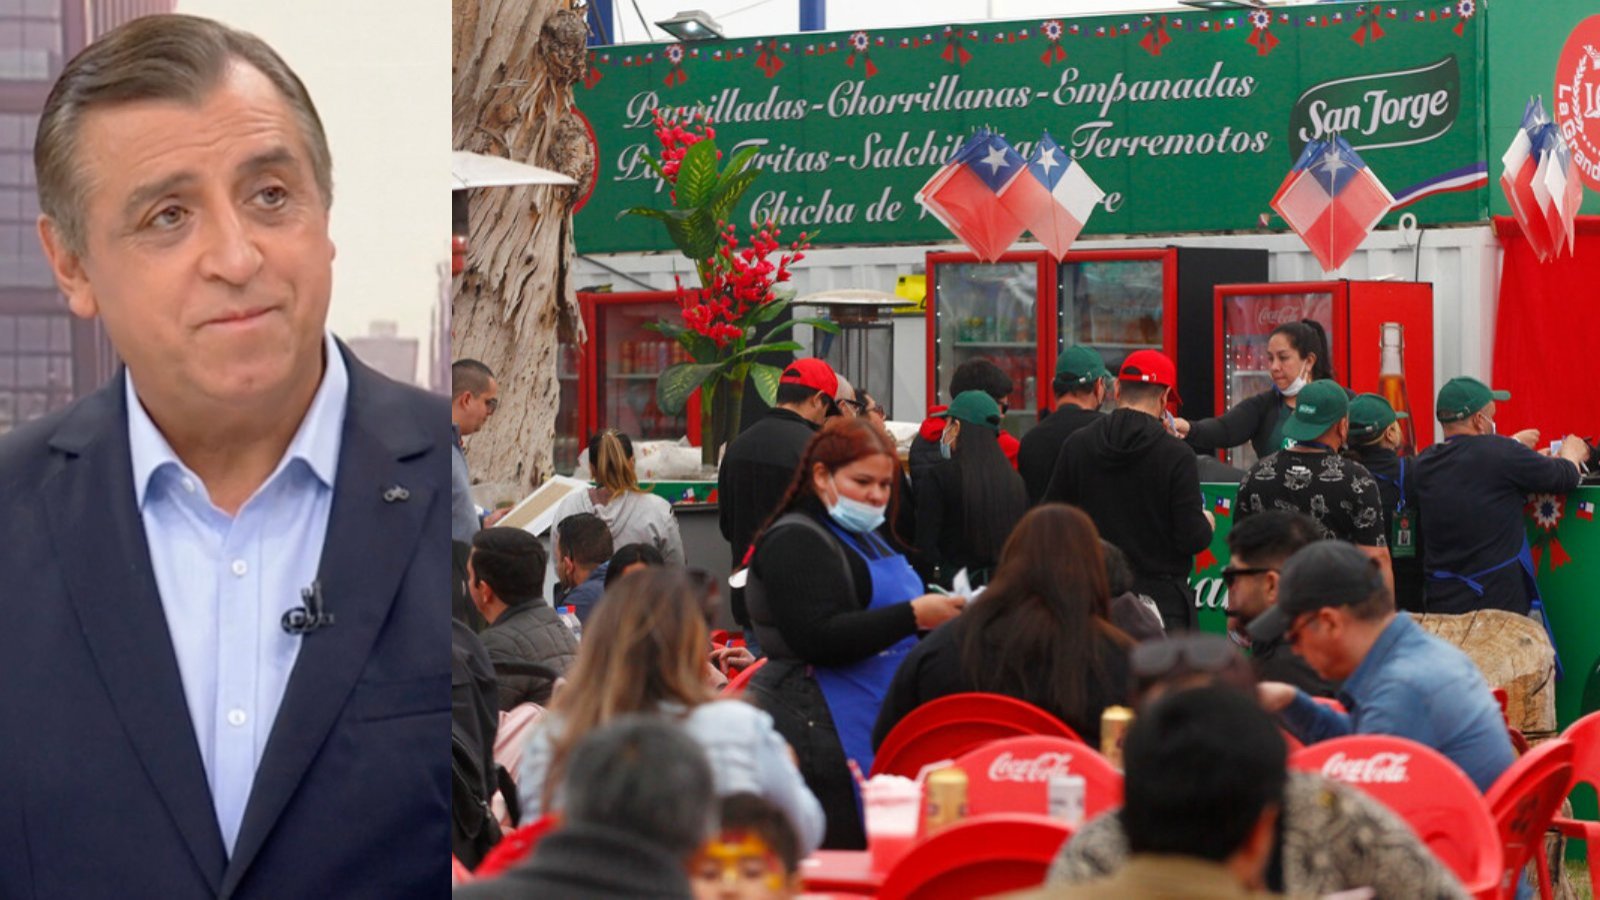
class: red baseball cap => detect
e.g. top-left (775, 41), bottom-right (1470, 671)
top-left (1118, 349), bottom-right (1183, 410)
top-left (779, 358), bottom-right (839, 399)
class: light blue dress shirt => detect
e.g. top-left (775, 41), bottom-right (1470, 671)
top-left (1280, 613), bottom-right (1516, 793)
top-left (126, 333), bottom-right (347, 856)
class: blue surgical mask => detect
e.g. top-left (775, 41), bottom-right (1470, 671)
top-left (938, 440), bottom-right (952, 460)
top-left (826, 479), bottom-right (888, 533)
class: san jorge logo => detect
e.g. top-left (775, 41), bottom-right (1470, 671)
top-left (1555, 16), bottom-right (1600, 191)
top-left (1288, 56), bottom-right (1460, 158)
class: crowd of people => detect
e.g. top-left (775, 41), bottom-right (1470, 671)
top-left (450, 329), bottom-right (1587, 897)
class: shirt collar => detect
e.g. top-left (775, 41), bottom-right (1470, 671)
top-left (1338, 613), bottom-right (1410, 707)
top-left (127, 332), bottom-right (349, 508)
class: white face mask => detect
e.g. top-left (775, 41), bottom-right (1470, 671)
top-left (1280, 361), bottom-right (1311, 397)
top-left (825, 476), bottom-right (888, 533)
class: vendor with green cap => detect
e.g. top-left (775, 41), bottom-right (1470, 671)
top-left (917, 390), bottom-right (1027, 588)
top-left (1344, 393), bottom-right (1426, 611)
top-left (1235, 380), bottom-right (1394, 589)
top-left (1413, 377), bottom-right (1589, 618)
top-left (1017, 345), bottom-right (1111, 505)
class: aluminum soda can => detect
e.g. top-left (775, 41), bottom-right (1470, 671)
top-left (922, 766), bottom-right (968, 835)
top-left (1100, 705), bottom-right (1134, 770)
top-left (1047, 773), bottom-right (1086, 827)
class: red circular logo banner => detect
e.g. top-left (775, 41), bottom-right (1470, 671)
top-left (1555, 15), bottom-right (1600, 190)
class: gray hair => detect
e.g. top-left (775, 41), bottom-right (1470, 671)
top-left (34, 13), bottom-right (334, 256)
top-left (563, 715), bottom-right (715, 859)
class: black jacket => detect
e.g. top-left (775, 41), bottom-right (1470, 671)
top-left (1251, 635), bottom-right (1339, 698)
top-left (1043, 408), bottom-right (1213, 579)
top-left (718, 407), bottom-right (819, 625)
top-left (480, 602), bottom-right (579, 710)
top-left (1017, 405), bottom-right (1103, 504)
top-left (914, 458), bottom-right (1021, 585)
top-left (1185, 387), bottom-right (1290, 460)
top-left (873, 614), bottom-right (1132, 749)
top-left (1346, 444), bottom-right (1427, 613)
top-left (451, 823), bottom-right (693, 899)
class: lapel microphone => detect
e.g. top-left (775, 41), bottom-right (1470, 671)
top-left (282, 580), bottom-right (335, 635)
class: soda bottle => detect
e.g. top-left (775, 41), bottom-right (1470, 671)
top-left (1377, 323), bottom-right (1416, 456)
top-left (559, 605), bottom-right (583, 641)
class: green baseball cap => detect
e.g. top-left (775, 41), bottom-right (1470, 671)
top-left (936, 390), bottom-right (1003, 431)
top-left (1282, 380), bottom-right (1350, 442)
top-left (1055, 345), bottom-right (1110, 387)
top-left (1436, 377), bottom-right (1509, 423)
top-left (1347, 393), bottom-right (1409, 441)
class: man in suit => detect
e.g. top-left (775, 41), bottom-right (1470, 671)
top-left (0, 15), bottom-right (448, 899)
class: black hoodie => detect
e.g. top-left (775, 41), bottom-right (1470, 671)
top-left (1042, 408), bottom-right (1213, 579)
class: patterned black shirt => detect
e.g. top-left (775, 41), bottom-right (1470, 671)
top-left (1237, 448), bottom-right (1388, 547)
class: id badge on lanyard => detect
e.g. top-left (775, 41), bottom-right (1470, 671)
top-left (1391, 505), bottom-right (1417, 558)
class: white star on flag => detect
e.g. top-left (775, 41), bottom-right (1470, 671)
top-left (1035, 146), bottom-right (1060, 175)
top-left (981, 143), bottom-right (1011, 174)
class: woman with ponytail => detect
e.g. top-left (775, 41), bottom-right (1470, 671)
top-left (873, 504), bottom-right (1134, 749)
top-left (1175, 319), bottom-right (1343, 463)
top-left (552, 430), bottom-right (684, 565)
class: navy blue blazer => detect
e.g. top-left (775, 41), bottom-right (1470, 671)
top-left (0, 344), bottom-right (450, 899)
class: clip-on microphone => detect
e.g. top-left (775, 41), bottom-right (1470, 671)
top-left (282, 579), bottom-right (335, 635)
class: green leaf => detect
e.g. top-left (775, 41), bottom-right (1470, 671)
top-left (723, 341), bottom-right (803, 368)
top-left (720, 145), bottom-right (760, 181)
top-left (642, 154), bottom-right (671, 184)
top-left (675, 140), bottom-right (719, 209)
top-left (664, 208), bottom-right (719, 261)
top-left (746, 296), bottom-right (792, 327)
top-left (619, 205), bottom-right (674, 223)
top-left (657, 362), bottom-right (720, 415)
top-left (708, 166), bottom-right (762, 227)
top-left (761, 317), bottom-right (840, 340)
top-left (749, 362), bottom-right (784, 407)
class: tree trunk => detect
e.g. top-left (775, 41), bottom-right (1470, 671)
top-left (451, 0), bottom-right (592, 499)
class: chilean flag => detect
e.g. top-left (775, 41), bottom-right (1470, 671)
top-left (1503, 98), bottom-right (1559, 260)
top-left (1270, 134), bottom-right (1394, 273)
top-left (1214, 495), bottom-right (1232, 517)
top-left (1579, 500), bottom-right (1594, 521)
top-left (997, 130), bottom-right (1104, 261)
top-left (1515, 97), bottom-right (1584, 260)
top-left (916, 130), bottom-right (1028, 262)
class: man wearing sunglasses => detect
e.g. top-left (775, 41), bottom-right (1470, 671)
top-left (1251, 541), bottom-right (1514, 793)
top-left (1221, 511), bottom-right (1336, 698)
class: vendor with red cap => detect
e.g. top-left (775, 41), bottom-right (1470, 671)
top-left (1042, 349), bottom-right (1214, 632)
top-left (1413, 376), bottom-right (1589, 617)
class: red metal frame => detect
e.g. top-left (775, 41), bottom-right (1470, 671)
top-left (1212, 280), bottom-right (1434, 448)
top-left (924, 248), bottom-right (1179, 414)
top-left (577, 291), bottom-right (703, 446)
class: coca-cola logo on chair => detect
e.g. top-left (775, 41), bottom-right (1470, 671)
top-left (986, 751), bottom-right (1076, 783)
top-left (1319, 751), bottom-right (1411, 784)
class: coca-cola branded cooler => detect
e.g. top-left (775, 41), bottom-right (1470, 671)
top-left (926, 248), bottom-right (1267, 437)
top-left (576, 291), bottom-right (702, 468)
top-left (1213, 281), bottom-right (1434, 469)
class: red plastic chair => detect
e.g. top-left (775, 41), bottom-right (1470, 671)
top-left (952, 736), bottom-right (1122, 820)
top-left (720, 655), bottom-right (768, 695)
top-left (877, 813), bottom-right (1072, 900)
top-left (871, 693), bottom-right (1084, 778)
top-left (1550, 712), bottom-right (1600, 900)
top-left (1289, 735), bottom-right (1501, 897)
top-left (472, 813), bottom-right (561, 879)
top-left (1485, 739), bottom-right (1575, 900)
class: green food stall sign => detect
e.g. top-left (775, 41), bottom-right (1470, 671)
top-left (575, 0), bottom-right (1487, 253)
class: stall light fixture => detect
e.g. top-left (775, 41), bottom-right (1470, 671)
top-left (655, 10), bottom-right (725, 41)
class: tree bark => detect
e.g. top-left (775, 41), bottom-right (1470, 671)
top-left (452, 0), bottom-right (592, 497)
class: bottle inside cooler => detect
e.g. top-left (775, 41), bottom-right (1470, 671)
top-left (1377, 323), bottom-right (1415, 456)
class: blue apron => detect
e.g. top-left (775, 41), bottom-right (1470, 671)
top-left (1425, 435), bottom-right (1563, 677)
top-left (1428, 540), bottom-right (1563, 678)
top-left (813, 521), bottom-right (922, 778)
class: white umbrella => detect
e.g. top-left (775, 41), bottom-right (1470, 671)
top-left (451, 150), bottom-right (576, 189)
